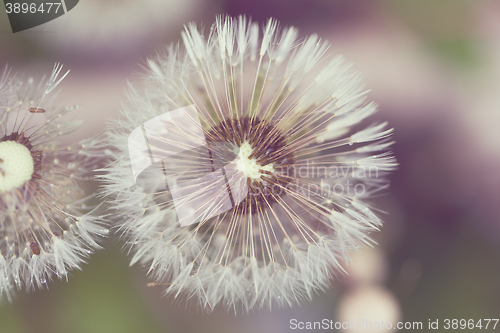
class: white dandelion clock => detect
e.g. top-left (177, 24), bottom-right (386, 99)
top-left (0, 65), bottom-right (107, 302)
top-left (101, 16), bottom-right (397, 312)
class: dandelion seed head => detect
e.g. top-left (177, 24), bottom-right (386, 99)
top-left (101, 16), bottom-right (397, 312)
top-left (0, 65), bottom-right (107, 302)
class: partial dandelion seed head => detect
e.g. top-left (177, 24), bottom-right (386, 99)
top-left (0, 65), bottom-right (107, 302)
top-left (101, 15), bottom-right (397, 312)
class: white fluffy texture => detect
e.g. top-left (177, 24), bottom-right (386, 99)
top-left (236, 141), bottom-right (274, 179)
top-left (101, 16), bottom-right (396, 312)
top-left (0, 65), bottom-right (107, 302)
top-left (0, 141), bottom-right (34, 193)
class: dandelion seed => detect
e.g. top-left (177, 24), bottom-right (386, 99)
top-left (28, 107), bottom-right (45, 113)
top-left (0, 65), bottom-right (107, 302)
top-left (30, 242), bottom-right (40, 256)
top-left (101, 16), bottom-right (397, 312)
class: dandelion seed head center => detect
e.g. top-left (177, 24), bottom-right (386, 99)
top-left (236, 141), bottom-right (275, 180)
top-left (0, 140), bottom-right (34, 193)
top-left (206, 117), bottom-right (294, 211)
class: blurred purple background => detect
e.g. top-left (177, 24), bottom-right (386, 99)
top-left (1, 1), bottom-right (499, 332)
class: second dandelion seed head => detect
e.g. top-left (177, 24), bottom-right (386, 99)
top-left (0, 65), bottom-right (107, 302)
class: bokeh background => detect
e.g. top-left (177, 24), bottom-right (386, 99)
top-left (1, 0), bottom-right (499, 332)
